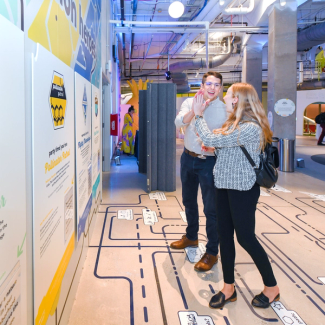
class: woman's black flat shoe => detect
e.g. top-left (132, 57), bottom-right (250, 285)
top-left (252, 292), bottom-right (280, 308)
top-left (209, 289), bottom-right (237, 309)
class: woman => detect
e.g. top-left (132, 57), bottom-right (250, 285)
top-left (121, 106), bottom-right (135, 155)
top-left (193, 83), bottom-right (280, 309)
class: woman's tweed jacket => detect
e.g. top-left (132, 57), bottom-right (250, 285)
top-left (195, 118), bottom-right (262, 191)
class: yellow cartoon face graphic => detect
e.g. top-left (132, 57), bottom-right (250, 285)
top-left (49, 71), bottom-right (67, 129)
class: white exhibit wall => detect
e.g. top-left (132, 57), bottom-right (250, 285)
top-left (75, 73), bottom-right (93, 241)
top-left (32, 45), bottom-right (76, 325)
top-left (88, 84), bottom-right (102, 241)
top-left (297, 89), bottom-right (325, 135)
top-left (0, 14), bottom-right (27, 325)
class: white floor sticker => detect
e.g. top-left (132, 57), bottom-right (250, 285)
top-left (149, 192), bottom-right (167, 200)
top-left (260, 189), bottom-right (271, 196)
top-left (179, 211), bottom-right (200, 223)
top-left (185, 243), bottom-right (206, 263)
top-left (178, 311), bottom-right (215, 325)
top-left (118, 209), bottom-right (133, 220)
top-left (142, 209), bottom-right (158, 225)
top-left (271, 301), bottom-right (306, 325)
top-left (318, 276), bottom-right (325, 284)
top-left (300, 192), bottom-right (325, 202)
top-left (271, 185), bottom-right (292, 193)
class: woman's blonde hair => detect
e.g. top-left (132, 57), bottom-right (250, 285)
top-left (214, 82), bottom-right (273, 148)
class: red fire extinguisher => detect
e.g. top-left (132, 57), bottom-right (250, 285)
top-left (110, 114), bottom-right (119, 136)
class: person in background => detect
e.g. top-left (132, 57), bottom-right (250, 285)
top-left (193, 82), bottom-right (280, 309)
top-left (172, 72), bottom-right (227, 272)
top-left (121, 106), bottom-right (135, 155)
top-left (317, 123), bottom-right (325, 146)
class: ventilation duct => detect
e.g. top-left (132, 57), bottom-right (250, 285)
top-left (223, 0), bottom-right (254, 14)
top-left (297, 21), bottom-right (325, 51)
top-left (169, 37), bottom-right (234, 93)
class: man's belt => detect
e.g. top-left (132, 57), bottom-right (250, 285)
top-left (184, 148), bottom-right (209, 158)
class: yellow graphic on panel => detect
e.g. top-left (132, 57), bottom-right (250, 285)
top-left (28, 0), bottom-right (80, 67)
top-left (49, 71), bottom-right (67, 130)
top-left (126, 79), bottom-right (149, 133)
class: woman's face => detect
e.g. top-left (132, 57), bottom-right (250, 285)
top-left (130, 110), bottom-right (134, 116)
top-left (224, 86), bottom-right (237, 115)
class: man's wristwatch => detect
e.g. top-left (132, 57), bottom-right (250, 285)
top-left (195, 115), bottom-right (203, 120)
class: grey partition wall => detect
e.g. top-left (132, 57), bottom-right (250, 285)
top-left (139, 83), bottom-right (176, 192)
top-left (138, 90), bottom-right (147, 174)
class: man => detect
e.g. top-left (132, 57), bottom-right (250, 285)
top-left (172, 71), bottom-right (227, 272)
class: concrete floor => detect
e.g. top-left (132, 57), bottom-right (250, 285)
top-left (68, 137), bottom-right (325, 325)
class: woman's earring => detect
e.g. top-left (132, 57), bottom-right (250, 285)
top-left (232, 102), bottom-right (235, 108)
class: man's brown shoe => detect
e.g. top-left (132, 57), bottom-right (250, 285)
top-left (194, 252), bottom-right (218, 272)
top-left (170, 235), bottom-right (198, 249)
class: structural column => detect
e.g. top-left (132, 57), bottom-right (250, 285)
top-left (268, 2), bottom-right (297, 139)
top-left (243, 45), bottom-right (263, 101)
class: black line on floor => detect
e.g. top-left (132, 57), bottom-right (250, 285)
top-left (109, 216), bottom-right (182, 240)
top-left (140, 268), bottom-right (144, 278)
top-left (136, 224), bottom-right (139, 229)
top-left (176, 276), bottom-right (188, 309)
top-left (142, 285), bottom-right (146, 298)
top-left (307, 295), bottom-right (325, 315)
top-left (257, 235), bottom-right (325, 305)
top-left (258, 207), bottom-right (324, 286)
top-left (235, 280), bottom-right (278, 322)
top-left (152, 251), bottom-right (184, 324)
top-left (291, 226), bottom-right (300, 232)
top-left (139, 255), bottom-right (142, 263)
top-left (143, 307), bottom-right (148, 322)
top-left (154, 266), bottom-right (168, 325)
top-left (304, 235), bottom-right (313, 241)
top-left (316, 241), bottom-right (325, 250)
top-left (94, 212), bottom-right (134, 325)
top-left (223, 316), bottom-right (231, 325)
top-left (137, 233), bottom-right (140, 239)
top-left (209, 284), bottom-right (215, 294)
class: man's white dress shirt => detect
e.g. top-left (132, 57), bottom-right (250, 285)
top-left (175, 97), bottom-right (227, 156)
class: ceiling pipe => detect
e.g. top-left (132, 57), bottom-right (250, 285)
top-left (297, 21), bottom-right (325, 51)
top-left (169, 37), bottom-right (234, 93)
top-left (224, 0), bottom-right (255, 14)
top-left (141, 35), bottom-right (153, 71)
top-left (113, 26), bottom-right (267, 33)
top-left (128, 0), bottom-right (138, 76)
top-left (170, 36), bottom-right (233, 73)
top-left (120, 0), bottom-right (126, 77)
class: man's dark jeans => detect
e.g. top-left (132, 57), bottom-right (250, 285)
top-left (180, 150), bottom-right (219, 256)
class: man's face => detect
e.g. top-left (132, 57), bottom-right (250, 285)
top-left (201, 75), bottom-right (222, 101)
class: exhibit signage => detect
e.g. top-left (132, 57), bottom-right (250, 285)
top-left (26, 0), bottom-right (102, 87)
top-left (0, 14), bottom-right (27, 325)
top-left (92, 85), bottom-right (101, 201)
top-left (274, 98), bottom-right (295, 117)
top-left (32, 45), bottom-right (75, 325)
top-left (75, 73), bottom-right (92, 240)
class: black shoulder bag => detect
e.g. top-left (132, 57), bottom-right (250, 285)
top-left (240, 144), bottom-right (279, 189)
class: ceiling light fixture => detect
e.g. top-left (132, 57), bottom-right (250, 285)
top-left (168, 1), bottom-right (185, 18)
top-left (279, 0), bottom-right (286, 6)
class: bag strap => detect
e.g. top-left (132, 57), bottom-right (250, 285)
top-left (239, 145), bottom-right (257, 168)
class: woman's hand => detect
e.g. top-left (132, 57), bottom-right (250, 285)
top-left (201, 145), bottom-right (215, 153)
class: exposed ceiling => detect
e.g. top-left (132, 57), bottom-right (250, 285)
top-left (111, 0), bottom-right (325, 89)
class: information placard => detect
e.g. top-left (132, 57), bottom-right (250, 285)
top-left (0, 14), bottom-right (27, 325)
top-left (274, 98), bottom-right (295, 117)
top-left (75, 73), bottom-right (92, 240)
top-left (32, 45), bottom-right (75, 325)
top-left (92, 85), bottom-right (101, 202)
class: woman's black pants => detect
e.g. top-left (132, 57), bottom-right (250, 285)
top-left (215, 183), bottom-right (277, 287)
